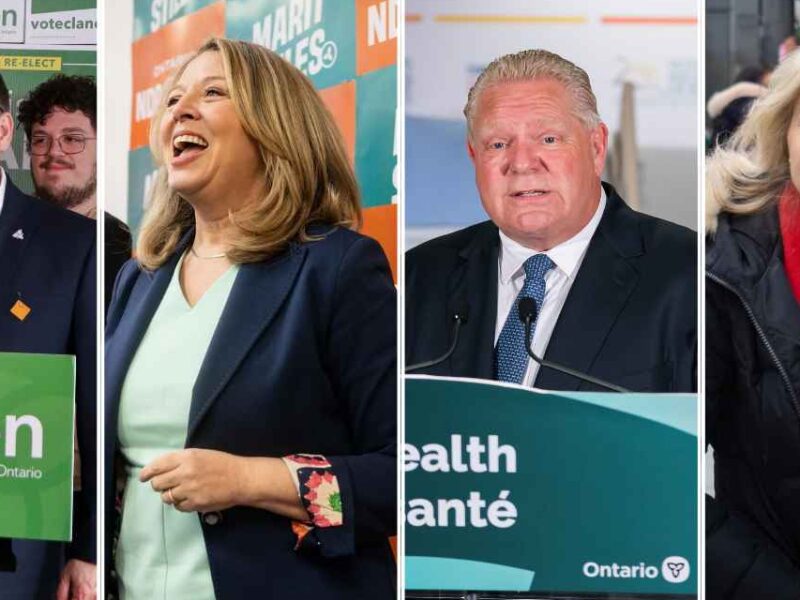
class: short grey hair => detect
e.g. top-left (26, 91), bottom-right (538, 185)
top-left (464, 49), bottom-right (601, 137)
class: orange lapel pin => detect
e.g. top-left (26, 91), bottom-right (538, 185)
top-left (10, 299), bottom-right (31, 321)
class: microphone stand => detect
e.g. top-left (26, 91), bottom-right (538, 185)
top-left (406, 314), bottom-right (467, 372)
top-left (522, 314), bottom-right (630, 393)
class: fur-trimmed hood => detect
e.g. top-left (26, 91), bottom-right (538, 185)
top-left (707, 81), bottom-right (767, 118)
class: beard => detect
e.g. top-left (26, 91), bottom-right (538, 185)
top-left (33, 165), bottom-right (97, 210)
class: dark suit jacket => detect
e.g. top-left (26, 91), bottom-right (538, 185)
top-left (406, 183), bottom-right (697, 392)
top-left (104, 212), bottom-right (131, 312)
top-left (0, 176), bottom-right (96, 568)
top-left (105, 226), bottom-right (396, 599)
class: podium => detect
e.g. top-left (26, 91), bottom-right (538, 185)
top-left (405, 376), bottom-right (697, 599)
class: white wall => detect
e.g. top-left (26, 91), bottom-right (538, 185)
top-left (102, 0), bottom-right (133, 222)
top-left (405, 0), bottom-right (700, 240)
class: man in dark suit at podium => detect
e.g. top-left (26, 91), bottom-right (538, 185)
top-left (0, 75), bottom-right (96, 599)
top-left (406, 49), bottom-right (696, 393)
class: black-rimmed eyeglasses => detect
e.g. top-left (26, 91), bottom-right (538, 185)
top-left (28, 134), bottom-right (96, 156)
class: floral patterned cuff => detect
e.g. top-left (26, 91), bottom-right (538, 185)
top-left (282, 454), bottom-right (343, 550)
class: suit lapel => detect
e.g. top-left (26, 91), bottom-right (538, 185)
top-left (106, 237), bottom-right (187, 424)
top-left (449, 223), bottom-right (499, 379)
top-left (186, 244), bottom-right (307, 440)
top-left (0, 180), bottom-right (45, 306)
top-left (535, 188), bottom-right (642, 390)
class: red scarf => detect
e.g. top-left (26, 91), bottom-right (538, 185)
top-left (779, 183), bottom-right (800, 303)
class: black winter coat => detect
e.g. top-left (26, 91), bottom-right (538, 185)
top-left (707, 205), bottom-right (800, 598)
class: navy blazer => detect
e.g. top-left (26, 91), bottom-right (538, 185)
top-left (105, 226), bottom-right (396, 599)
top-left (0, 176), bottom-right (96, 565)
top-left (406, 183), bottom-right (697, 392)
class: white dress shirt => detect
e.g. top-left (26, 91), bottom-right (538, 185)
top-left (494, 187), bottom-right (606, 387)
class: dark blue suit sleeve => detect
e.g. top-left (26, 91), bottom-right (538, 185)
top-left (66, 237), bottom-right (96, 563)
top-left (314, 236), bottom-right (396, 557)
top-left (105, 258), bottom-right (140, 339)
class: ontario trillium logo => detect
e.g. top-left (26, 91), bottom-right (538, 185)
top-left (582, 556), bottom-right (691, 584)
top-left (661, 556), bottom-right (690, 583)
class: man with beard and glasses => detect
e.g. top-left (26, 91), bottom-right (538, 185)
top-left (0, 73), bottom-right (96, 599)
top-left (17, 74), bottom-right (132, 309)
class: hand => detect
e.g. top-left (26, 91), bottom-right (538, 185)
top-left (140, 448), bottom-right (248, 512)
top-left (56, 559), bottom-right (96, 600)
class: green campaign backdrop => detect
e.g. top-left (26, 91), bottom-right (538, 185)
top-left (0, 353), bottom-right (75, 541)
top-left (0, 0), bottom-right (96, 195)
top-left (405, 376), bottom-right (697, 597)
top-left (134, 0), bottom-right (219, 40)
top-left (226, 0), bottom-right (357, 89)
top-left (129, 0), bottom-right (397, 246)
top-left (127, 145), bottom-right (158, 236)
top-left (0, 49), bottom-right (96, 196)
top-left (356, 64), bottom-right (396, 207)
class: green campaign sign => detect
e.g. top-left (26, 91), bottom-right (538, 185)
top-left (405, 376), bottom-right (697, 597)
top-left (32, 0), bottom-right (95, 12)
top-left (0, 353), bottom-right (75, 541)
top-left (226, 0), bottom-right (356, 89)
top-left (0, 0), bottom-right (96, 45)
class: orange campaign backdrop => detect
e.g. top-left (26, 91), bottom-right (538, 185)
top-left (318, 80), bottom-right (356, 163)
top-left (363, 203), bottom-right (397, 282)
top-left (129, 0), bottom-right (397, 283)
top-left (129, 2), bottom-right (226, 150)
top-left (356, 0), bottom-right (398, 75)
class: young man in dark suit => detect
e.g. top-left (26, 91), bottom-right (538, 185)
top-left (406, 49), bottom-right (696, 392)
top-left (0, 74), bottom-right (97, 599)
top-left (16, 74), bottom-right (131, 311)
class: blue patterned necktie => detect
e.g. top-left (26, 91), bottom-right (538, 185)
top-left (495, 253), bottom-right (554, 383)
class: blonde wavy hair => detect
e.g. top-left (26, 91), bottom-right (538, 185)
top-left (137, 37), bottom-right (361, 269)
top-left (464, 49), bottom-right (601, 139)
top-left (706, 50), bottom-right (800, 233)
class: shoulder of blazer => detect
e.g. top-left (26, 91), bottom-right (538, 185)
top-left (600, 183), bottom-right (696, 264)
top-left (105, 259), bottom-right (147, 335)
top-left (407, 221), bottom-right (497, 260)
top-left (297, 225), bottom-right (390, 268)
top-left (406, 221), bottom-right (498, 283)
top-left (115, 258), bottom-right (145, 297)
top-left (5, 178), bottom-right (94, 243)
top-left (300, 224), bottom-right (367, 250)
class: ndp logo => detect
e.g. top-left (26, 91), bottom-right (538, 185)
top-left (582, 556), bottom-right (690, 584)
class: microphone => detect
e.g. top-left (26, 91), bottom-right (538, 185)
top-left (406, 303), bottom-right (469, 372)
top-left (518, 298), bottom-right (630, 393)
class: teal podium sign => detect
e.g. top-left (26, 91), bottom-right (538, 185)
top-left (405, 376), bottom-right (697, 597)
top-left (0, 353), bottom-right (75, 541)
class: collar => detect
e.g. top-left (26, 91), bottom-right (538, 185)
top-left (707, 203), bottom-right (779, 291)
top-left (498, 186), bottom-right (606, 283)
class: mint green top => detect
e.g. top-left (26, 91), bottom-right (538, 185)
top-left (116, 254), bottom-right (239, 600)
